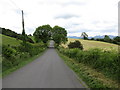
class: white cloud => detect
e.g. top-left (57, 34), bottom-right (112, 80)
top-left (0, 0), bottom-right (119, 36)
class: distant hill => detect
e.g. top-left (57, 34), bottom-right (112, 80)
top-left (89, 35), bottom-right (116, 39)
top-left (67, 35), bottom-right (116, 39)
top-left (67, 36), bottom-right (82, 39)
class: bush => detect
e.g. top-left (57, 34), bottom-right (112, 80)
top-left (68, 40), bottom-right (83, 50)
top-left (2, 42), bottom-right (47, 72)
top-left (2, 45), bottom-right (16, 59)
top-left (58, 47), bottom-right (119, 82)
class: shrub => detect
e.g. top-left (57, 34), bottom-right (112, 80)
top-left (91, 38), bottom-right (95, 40)
top-left (2, 45), bottom-right (16, 59)
top-left (68, 40), bottom-right (83, 50)
top-left (2, 42), bottom-right (47, 72)
top-left (58, 47), bottom-right (119, 82)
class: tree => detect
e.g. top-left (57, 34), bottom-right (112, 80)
top-left (68, 40), bottom-right (83, 50)
top-left (113, 36), bottom-right (120, 42)
top-left (81, 32), bottom-right (88, 40)
top-left (33, 24), bottom-right (52, 43)
top-left (91, 38), bottom-right (95, 40)
top-left (104, 35), bottom-right (111, 42)
top-left (52, 25), bottom-right (67, 45)
top-left (113, 36), bottom-right (120, 45)
top-left (28, 34), bottom-right (32, 36)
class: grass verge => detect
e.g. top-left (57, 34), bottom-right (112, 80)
top-left (57, 50), bottom-right (119, 88)
top-left (2, 49), bottom-right (47, 78)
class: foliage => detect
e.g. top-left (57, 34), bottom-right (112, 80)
top-left (58, 47), bottom-right (119, 82)
top-left (58, 52), bottom-right (119, 88)
top-left (90, 38), bottom-right (95, 40)
top-left (0, 27), bottom-right (34, 43)
top-left (68, 40), bottom-right (83, 50)
top-left (104, 35), bottom-right (111, 42)
top-left (1, 27), bottom-right (46, 74)
top-left (2, 42), bottom-right (47, 72)
top-left (52, 25), bottom-right (68, 45)
top-left (63, 38), bottom-right (118, 51)
top-left (33, 25), bottom-right (52, 43)
top-left (33, 25), bottom-right (68, 46)
top-left (2, 45), bottom-right (16, 59)
top-left (80, 32), bottom-right (120, 45)
top-left (95, 35), bottom-right (120, 45)
top-left (1, 34), bottom-right (21, 46)
top-left (113, 36), bottom-right (120, 42)
top-left (113, 36), bottom-right (120, 45)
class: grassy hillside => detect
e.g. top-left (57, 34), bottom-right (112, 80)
top-left (0, 34), bottom-right (22, 46)
top-left (62, 38), bottom-right (118, 51)
top-left (28, 36), bottom-right (35, 42)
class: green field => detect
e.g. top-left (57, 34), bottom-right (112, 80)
top-left (62, 38), bottom-right (119, 51)
top-left (0, 34), bottom-right (22, 46)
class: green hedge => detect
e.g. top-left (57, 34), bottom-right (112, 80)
top-left (58, 47), bottom-right (119, 82)
top-left (2, 42), bottom-right (46, 72)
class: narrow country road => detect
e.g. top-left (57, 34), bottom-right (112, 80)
top-left (3, 41), bottom-right (86, 88)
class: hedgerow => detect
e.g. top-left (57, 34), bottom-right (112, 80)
top-left (58, 47), bottom-right (119, 82)
top-left (2, 42), bottom-right (47, 72)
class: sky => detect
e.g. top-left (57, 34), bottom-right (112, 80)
top-left (0, 0), bottom-right (119, 37)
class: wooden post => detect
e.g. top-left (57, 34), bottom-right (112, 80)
top-left (21, 10), bottom-right (26, 43)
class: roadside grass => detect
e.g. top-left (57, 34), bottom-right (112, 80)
top-left (57, 51), bottom-right (119, 88)
top-left (0, 34), bottom-right (21, 46)
top-left (1, 34), bottom-right (48, 78)
top-left (1, 49), bottom-right (47, 78)
top-left (28, 36), bottom-right (35, 43)
top-left (62, 38), bottom-right (118, 51)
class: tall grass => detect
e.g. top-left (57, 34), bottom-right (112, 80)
top-left (58, 47), bottom-right (119, 82)
top-left (2, 42), bottom-right (47, 73)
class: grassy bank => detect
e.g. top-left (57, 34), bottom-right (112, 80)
top-left (2, 49), bottom-right (46, 77)
top-left (1, 34), bottom-right (48, 77)
top-left (57, 51), bottom-right (119, 88)
top-left (0, 34), bottom-right (21, 46)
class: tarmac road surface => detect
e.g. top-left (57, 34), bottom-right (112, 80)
top-left (2, 41), bottom-right (87, 88)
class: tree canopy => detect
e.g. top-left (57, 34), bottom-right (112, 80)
top-left (52, 25), bottom-right (67, 45)
top-left (104, 35), bottom-right (111, 42)
top-left (33, 25), bottom-right (68, 45)
top-left (33, 25), bottom-right (52, 43)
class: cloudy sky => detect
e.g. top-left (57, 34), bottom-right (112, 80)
top-left (0, 0), bottom-right (119, 36)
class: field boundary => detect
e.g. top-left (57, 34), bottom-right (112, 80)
top-left (57, 50), bottom-right (119, 88)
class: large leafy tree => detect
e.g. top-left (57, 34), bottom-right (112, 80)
top-left (52, 25), bottom-right (67, 45)
top-left (33, 24), bottom-right (52, 43)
